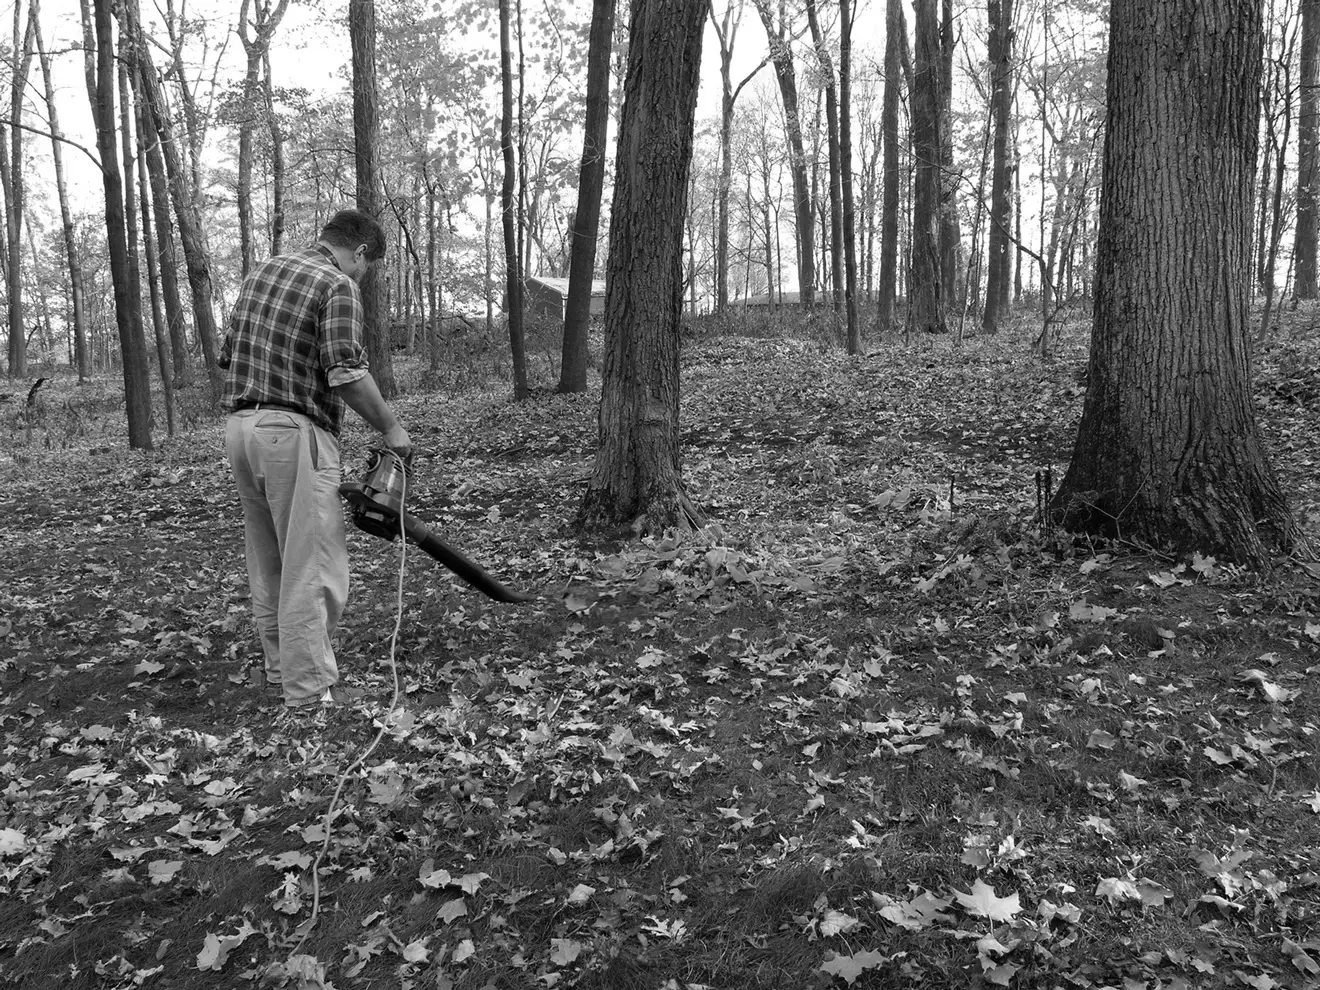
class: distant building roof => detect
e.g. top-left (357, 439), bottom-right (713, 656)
top-left (527, 275), bottom-right (607, 298)
top-left (735, 289), bottom-right (832, 308)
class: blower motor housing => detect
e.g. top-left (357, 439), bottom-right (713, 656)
top-left (340, 448), bottom-right (409, 541)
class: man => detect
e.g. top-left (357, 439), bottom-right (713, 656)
top-left (219, 208), bottom-right (412, 709)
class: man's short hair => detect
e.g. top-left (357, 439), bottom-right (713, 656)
top-left (319, 208), bottom-right (387, 261)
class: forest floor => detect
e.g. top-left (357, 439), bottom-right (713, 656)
top-left (1, 313), bottom-right (1320, 990)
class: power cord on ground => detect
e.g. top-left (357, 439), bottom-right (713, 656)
top-left (288, 451), bottom-right (409, 960)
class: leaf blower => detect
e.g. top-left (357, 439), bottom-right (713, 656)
top-left (339, 448), bottom-right (535, 603)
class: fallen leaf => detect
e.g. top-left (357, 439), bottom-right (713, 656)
top-left (549, 938), bottom-right (583, 966)
top-left (953, 879), bottom-right (1021, 922)
top-left (819, 949), bottom-right (891, 985)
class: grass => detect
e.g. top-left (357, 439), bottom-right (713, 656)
top-left (1, 310), bottom-right (1319, 988)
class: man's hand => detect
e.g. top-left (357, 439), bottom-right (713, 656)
top-left (383, 424), bottom-right (412, 460)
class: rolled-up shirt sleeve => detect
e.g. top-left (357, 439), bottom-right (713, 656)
top-left (320, 276), bottom-right (371, 388)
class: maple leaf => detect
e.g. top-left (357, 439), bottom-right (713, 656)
top-left (398, 939), bottom-right (429, 963)
top-left (819, 949), bottom-right (892, 984)
top-left (195, 921), bottom-right (257, 972)
top-left (1094, 877), bottom-right (1141, 905)
top-left (873, 890), bottom-right (954, 931)
top-left (819, 908), bottom-right (861, 937)
top-left (0, 827), bottom-right (28, 856)
top-left (1237, 669), bottom-right (1295, 703)
top-left (147, 859), bottom-right (183, 885)
top-left (549, 938), bottom-right (583, 966)
top-left (1137, 879), bottom-right (1173, 908)
top-left (1280, 938), bottom-right (1320, 976)
top-left (436, 898), bottom-right (467, 924)
top-left (953, 879), bottom-right (1021, 922)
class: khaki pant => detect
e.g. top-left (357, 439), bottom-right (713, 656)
top-left (226, 407), bottom-right (348, 706)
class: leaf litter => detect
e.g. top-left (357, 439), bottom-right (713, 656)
top-left (1, 319), bottom-right (1319, 988)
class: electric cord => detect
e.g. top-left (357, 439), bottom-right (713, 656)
top-left (288, 449), bottom-right (408, 960)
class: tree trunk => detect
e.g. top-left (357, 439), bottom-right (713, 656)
top-left (937, 0), bottom-right (960, 302)
top-left (264, 51), bottom-right (286, 256)
top-left (560, 0), bottom-right (614, 394)
top-left (909, 0), bottom-right (946, 334)
top-left (125, 0), bottom-right (222, 398)
top-left (1297, 0), bottom-right (1319, 300)
top-left (349, 0), bottom-right (396, 399)
top-left (134, 84), bottom-right (175, 436)
top-left (755, 0), bottom-right (816, 310)
top-left (3, 3), bottom-right (33, 376)
top-left (1054, 0), bottom-right (1297, 568)
top-left (237, 0), bottom-right (291, 276)
top-left (138, 62), bottom-right (192, 388)
top-left (499, 0), bottom-right (528, 399)
top-left (86, 0), bottom-right (152, 449)
top-left (805, 0), bottom-right (842, 314)
top-left (982, 0), bottom-right (1014, 333)
top-left (33, 0), bottom-right (89, 382)
top-left (839, 0), bottom-right (860, 353)
top-left (578, 0), bottom-right (705, 534)
top-left (877, 0), bottom-right (904, 335)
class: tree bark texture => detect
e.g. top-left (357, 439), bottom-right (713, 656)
top-left (499, 0), bottom-right (527, 399)
top-left (910, 0), bottom-right (946, 333)
top-left (90, 0), bottom-right (152, 449)
top-left (126, 0), bottom-right (222, 398)
top-left (1054, 0), bottom-right (1297, 568)
top-left (877, 0), bottom-right (904, 335)
top-left (3, 4), bottom-right (32, 376)
top-left (981, 0), bottom-right (1014, 332)
top-left (237, 0), bottom-right (290, 276)
top-left (839, 0), bottom-right (860, 353)
top-left (756, 0), bottom-right (815, 310)
top-left (349, 0), bottom-right (396, 399)
top-left (138, 65), bottom-right (192, 388)
top-left (805, 0), bottom-right (842, 312)
top-left (560, 0), bottom-right (614, 394)
top-left (937, 0), bottom-right (960, 301)
top-left (135, 86), bottom-right (176, 436)
top-left (33, 1), bottom-right (89, 381)
top-left (578, 0), bottom-right (706, 534)
top-left (1297, 0), bottom-right (1319, 300)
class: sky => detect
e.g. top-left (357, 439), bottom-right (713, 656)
top-left (31, 0), bottom-right (895, 215)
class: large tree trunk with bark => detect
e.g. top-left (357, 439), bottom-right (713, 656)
top-left (839, 0), bottom-right (860, 353)
top-left (138, 64), bottom-right (191, 388)
top-left (755, 0), bottom-right (815, 310)
top-left (133, 71), bottom-right (175, 436)
top-left (125, 0), bottom-right (222, 398)
top-left (560, 0), bottom-right (614, 394)
top-left (909, 0), bottom-right (946, 334)
top-left (1297, 0), bottom-right (1319, 301)
top-left (877, 0), bottom-right (905, 335)
top-left (805, 0), bottom-right (842, 313)
top-left (578, 0), bottom-right (705, 535)
top-left (34, 2), bottom-right (89, 381)
top-left (982, 0), bottom-right (1014, 332)
top-left (3, 3), bottom-right (33, 377)
top-left (499, 0), bottom-right (527, 400)
top-left (349, 0), bottom-right (396, 399)
top-left (87, 0), bottom-right (152, 449)
top-left (1054, 0), bottom-right (1297, 569)
top-left (937, 0), bottom-right (959, 303)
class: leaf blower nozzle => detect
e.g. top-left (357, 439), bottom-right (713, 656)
top-left (339, 447), bottom-right (535, 604)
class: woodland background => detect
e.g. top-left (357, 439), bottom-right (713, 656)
top-left (3, 0), bottom-right (1320, 988)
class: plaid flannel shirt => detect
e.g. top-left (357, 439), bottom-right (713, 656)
top-left (219, 245), bottom-right (370, 436)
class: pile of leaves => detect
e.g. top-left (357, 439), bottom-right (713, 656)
top-left (1, 315), bottom-right (1319, 990)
